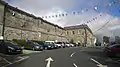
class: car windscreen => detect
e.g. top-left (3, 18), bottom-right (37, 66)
top-left (55, 42), bottom-right (62, 44)
top-left (33, 42), bottom-right (40, 46)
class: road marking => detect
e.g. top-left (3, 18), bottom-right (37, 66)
top-left (90, 58), bottom-right (101, 65)
top-left (73, 63), bottom-right (78, 67)
top-left (70, 52), bottom-right (75, 57)
top-left (90, 58), bottom-right (108, 67)
top-left (2, 58), bottom-right (12, 64)
top-left (80, 50), bottom-right (84, 52)
top-left (2, 56), bottom-right (29, 67)
top-left (46, 57), bottom-right (54, 67)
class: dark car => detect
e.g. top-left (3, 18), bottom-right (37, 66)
top-left (24, 41), bottom-right (43, 51)
top-left (104, 44), bottom-right (120, 57)
top-left (36, 41), bottom-right (58, 50)
top-left (43, 42), bottom-right (55, 50)
top-left (0, 40), bottom-right (23, 54)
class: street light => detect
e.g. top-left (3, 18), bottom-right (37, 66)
top-left (2, 3), bottom-right (16, 40)
top-left (2, 3), bottom-right (7, 40)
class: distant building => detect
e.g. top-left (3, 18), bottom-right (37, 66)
top-left (64, 25), bottom-right (94, 47)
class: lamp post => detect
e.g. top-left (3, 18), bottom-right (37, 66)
top-left (2, 4), bottom-right (7, 40)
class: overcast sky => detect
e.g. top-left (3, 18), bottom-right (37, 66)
top-left (3, 0), bottom-right (120, 41)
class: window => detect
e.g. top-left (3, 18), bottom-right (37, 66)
top-left (72, 31), bottom-right (75, 35)
top-left (67, 31), bottom-right (69, 35)
top-left (78, 30), bottom-right (80, 34)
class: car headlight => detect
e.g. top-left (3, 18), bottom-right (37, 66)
top-left (21, 46), bottom-right (24, 49)
top-left (35, 46), bottom-right (39, 49)
top-left (48, 46), bottom-right (51, 47)
top-left (8, 46), bottom-right (15, 50)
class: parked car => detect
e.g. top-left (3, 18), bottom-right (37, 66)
top-left (24, 41), bottom-right (43, 51)
top-left (104, 44), bottom-right (120, 57)
top-left (55, 42), bottom-right (65, 48)
top-left (0, 40), bottom-right (23, 54)
top-left (71, 43), bottom-right (77, 47)
top-left (45, 41), bottom-right (59, 49)
top-left (69, 43), bottom-right (74, 47)
top-left (43, 42), bottom-right (55, 50)
top-left (64, 42), bottom-right (71, 47)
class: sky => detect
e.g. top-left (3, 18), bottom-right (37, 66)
top-left (3, 0), bottom-right (120, 42)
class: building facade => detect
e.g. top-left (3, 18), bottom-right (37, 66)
top-left (0, 1), bottom-right (94, 46)
top-left (0, 1), bottom-right (67, 41)
top-left (64, 25), bottom-right (94, 47)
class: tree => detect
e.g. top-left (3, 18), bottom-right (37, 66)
top-left (70, 39), bottom-right (74, 43)
top-left (115, 36), bottom-right (120, 44)
top-left (103, 36), bottom-right (110, 44)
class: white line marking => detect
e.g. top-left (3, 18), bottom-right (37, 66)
top-left (90, 58), bottom-right (108, 67)
top-left (2, 58), bottom-right (12, 64)
top-left (70, 52), bottom-right (75, 57)
top-left (2, 56), bottom-right (29, 67)
top-left (73, 63), bottom-right (78, 67)
top-left (90, 58), bottom-right (101, 65)
top-left (80, 50), bottom-right (84, 52)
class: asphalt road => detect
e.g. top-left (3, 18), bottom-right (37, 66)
top-left (7, 47), bottom-right (120, 67)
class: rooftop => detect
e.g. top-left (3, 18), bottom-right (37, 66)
top-left (64, 24), bottom-right (93, 34)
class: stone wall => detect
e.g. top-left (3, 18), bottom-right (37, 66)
top-left (0, 2), bottom-right (67, 41)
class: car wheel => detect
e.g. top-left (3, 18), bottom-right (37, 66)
top-left (32, 48), bottom-right (35, 51)
top-left (45, 47), bottom-right (48, 50)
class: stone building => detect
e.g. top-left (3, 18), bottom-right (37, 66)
top-left (64, 25), bottom-right (94, 47)
top-left (0, 1), bottom-right (67, 41)
top-left (0, 1), bottom-right (94, 46)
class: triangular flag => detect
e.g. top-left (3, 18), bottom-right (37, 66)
top-left (49, 16), bottom-right (51, 18)
top-left (52, 15), bottom-right (54, 17)
top-left (55, 15), bottom-right (57, 17)
top-left (62, 14), bottom-right (64, 16)
top-left (73, 12), bottom-right (76, 15)
top-left (59, 14), bottom-right (61, 17)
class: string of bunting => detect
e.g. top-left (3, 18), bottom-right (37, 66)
top-left (40, 0), bottom-right (119, 19)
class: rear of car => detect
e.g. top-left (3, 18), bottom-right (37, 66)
top-left (64, 42), bottom-right (71, 47)
top-left (104, 44), bottom-right (120, 57)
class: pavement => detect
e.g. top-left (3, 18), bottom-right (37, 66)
top-left (2, 47), bottom-right (119, 67)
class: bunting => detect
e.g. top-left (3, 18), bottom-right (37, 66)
top-left (41, 0), bottom-right (118, 19)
